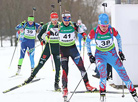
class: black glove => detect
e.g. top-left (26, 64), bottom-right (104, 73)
top-left (119, 51), bottom-right (126, 61)
top-left (88, 53), bottom-right (95, 63)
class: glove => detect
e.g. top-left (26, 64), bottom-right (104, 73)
top-left (47, 31), bottom-right (52, 38)
top-left (119, 51), bottom-right (126, 61)
top-left (82, 32), bottom-right (87, 41)
top-left (40, 39), bottom-right (45, 46)
top-left (83, 36), bottom-right (86, 41)
top-left (88, 53), bottom-right (95, 63)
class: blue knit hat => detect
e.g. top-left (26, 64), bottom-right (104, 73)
top-left (98, 13), bottom-right (109, 25)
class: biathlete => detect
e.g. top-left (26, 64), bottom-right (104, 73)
top-left (15, 16), bottom-right (40, 75)
top-left (86, 13), bottom-right (138, 102)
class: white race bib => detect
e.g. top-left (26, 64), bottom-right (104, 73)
top-left (25, 29), bottom-right (36, 37)
top-left (96, 38), bottom-right (113, 48)
top-left (47, 28), bottom-right (59, 40)
top-left (59, 32), bottom-right (76, 43)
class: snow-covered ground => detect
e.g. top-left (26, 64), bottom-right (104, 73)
top-left (0, 41), bottom-right (137, 102)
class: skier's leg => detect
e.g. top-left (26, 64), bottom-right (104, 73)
top-left (107, 48), bottom-right (138, 101)
top-left (29, 47), bottom-right (35, 72)
top-left (78, 33), bottom-right (83, 51)
top-left (107, 48), bottom-right (135, 92)
top-left (17, 42), bottom-right (27, 74)
top-left (95, 51), bottom-right (107, 102)
top-left (25, 43), bottom-right (50, 83)
top-left (53, 53), bottom-right (61, 91)
top-left (95, 55), bottom-right (107, 93)
top-left (27, 40), bottom-right (35, 72)
top-left (60, 46), bottom-right (69, 97)
top-left (70, 45), bottom-right (97, 91)
top-left (107, 63), bottom-right (112, 80)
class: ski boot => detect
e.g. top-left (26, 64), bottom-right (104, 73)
top-left (24, 75), bottom-right (34, 84)
top-left (131, 90), bottom-right (138, 102)
top-left (100, 90), bottom-right (106, 102)
top-left (85, 81), bottom-right (97, 91)
top-left (54, 81), bottom-right (61, 92)
top-left (63, 88), bottom-right (68, 102)
top-left (16, 65), bottom-right (21, 75)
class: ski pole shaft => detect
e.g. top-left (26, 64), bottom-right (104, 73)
top-left (67, 63), bottom-right (92, 102)
top-left (122, 81), bottom-right (125, 97)
top-left (58, 0), bottom-right (62, 21)
top-left (8, 35), bottom-right (20, 69)
top-left (82, 40), bottom-right (85, 61)
top-left (122, 61), bottom-right (125, 97)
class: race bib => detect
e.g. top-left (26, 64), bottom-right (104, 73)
top-left (48, 28), bottom-right (59, 40)
top-left (96, 38), bottom-right (113, 48)
top-left (59, 32), bottom-right (76, 43)
top-left (25, 29), bottom-right (36, 37)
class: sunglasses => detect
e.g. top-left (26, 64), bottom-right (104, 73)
top-left (101, 25), bottom-right (109, 27)
top-left (51, 18), bottom-right (58, 21)
top-left (63, 16), bottom-right (71, 21)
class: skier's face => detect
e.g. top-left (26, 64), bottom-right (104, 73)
top-left (99, 24), bottom-right (109, 32)
top-left (51, 18), bottom-right (58, 26)
top-left (63, 20), bottom-right (70, 26)
top-left (28, 21), bottom-right (34, 25)
top-left (62, 17), bottom-right (71, 26)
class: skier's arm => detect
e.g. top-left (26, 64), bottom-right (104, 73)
top-left (113, 27), bottom-right (122, 52)
top-left (83, 24), bottom-right (87, 31)
top-left (72, 22), bottom-right (78, 32)
top-left (37, 24), bottom-right (47, 41)
top-left (35, 23), bottom-right (41, 30)
top-left (86, 29), bottom-right (95, 54)
top-left (15, 23), bottom-right (23, 30)
top-left (74, 22), bottom-right (87, 39)
top-left (47, 24), bottom-right (59, 36)
top-left (113, 27), bottom-right (126, 61)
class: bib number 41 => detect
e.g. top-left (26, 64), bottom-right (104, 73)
top-left (63, 34), bottom-right (71, 39)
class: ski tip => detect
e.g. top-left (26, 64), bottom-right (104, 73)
top-left (3, 90), bottom-right (9, 94)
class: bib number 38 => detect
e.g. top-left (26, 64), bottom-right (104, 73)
top-left (101, 40), bottom-right (110, 46)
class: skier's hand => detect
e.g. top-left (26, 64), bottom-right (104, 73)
top-left (119, 51), bottom-right (126, 61)
top-left (83, 36), bottom-right (86, 41)
top-left (47, 31), bottom-right (53, 39)
top-left (82, 32), bottom-right (87, 41)
top-left (47, 31), bottom-right (51, 36)
top-left (40, 39), bottom-right (45, 46)
top-left (88, 53), bottom-right (95, 63)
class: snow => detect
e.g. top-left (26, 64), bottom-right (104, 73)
top-left (0, 41), bottom-right (137, 102)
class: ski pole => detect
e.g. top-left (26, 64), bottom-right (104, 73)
top-left (51, 4), bottom-right (55, 12)
top-left (33, 7), bottom-right (36, 16)
top-left (48, 38), bottom-right (55, 71)
top-left (122, 80), bottom-right (125, 97)
top-left (8, 35), bottom-right (20, 69)
top-left (58, 0), bottom-right (62, 21)
top-left (67, 63), bottom-right (92, 102)
top-left (122, 61), bottom-right (125, 97)
top-left (82, 39), bottom-right (85, 61)
top-left (102, 3), bottom-right (107, 13)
